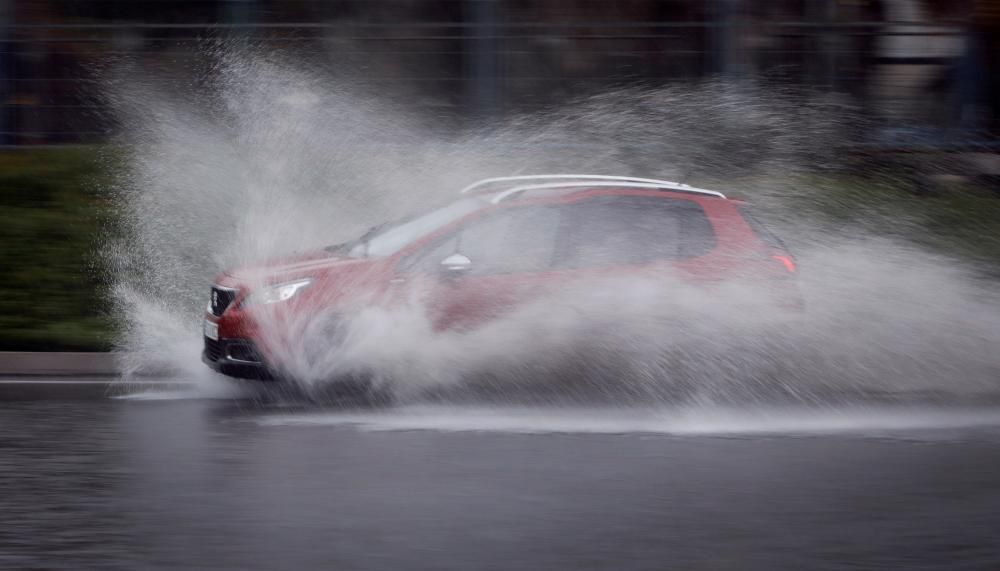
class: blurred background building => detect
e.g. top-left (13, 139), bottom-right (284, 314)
top-left (0, 0), bottom-right (996, 147)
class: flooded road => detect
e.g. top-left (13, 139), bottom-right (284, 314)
top-left (3, 393), bottom-right (1000, 570)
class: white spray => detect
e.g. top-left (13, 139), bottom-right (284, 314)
top-left (100, 46), bottom-right (1000, 406)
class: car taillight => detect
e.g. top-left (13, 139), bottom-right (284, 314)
top-left (772, 254), bottom-right (797, 274)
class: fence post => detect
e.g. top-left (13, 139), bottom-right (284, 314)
top-left (809, 0), bottom-right (837, 88)
top-left (221, 0), bottom-right (256, 32)
top-left (711, 0), bottom-right (742, 78)
top-left (0, 0), bottom-right (10, 145)
top-left (465, 0), bottom-right (498, 120)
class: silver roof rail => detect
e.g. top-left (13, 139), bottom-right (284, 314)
top-left (460, 174), bottom-right (707, 195)
top-left (488, 180), bottom-right (726, 204)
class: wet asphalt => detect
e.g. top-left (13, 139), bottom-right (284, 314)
top-left (2, 385), bottom-right (1000, 571)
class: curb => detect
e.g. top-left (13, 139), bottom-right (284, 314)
top-left (0, 378), bottom-right (192, 400)
top-left (0, 351), bottom-right (118, 377)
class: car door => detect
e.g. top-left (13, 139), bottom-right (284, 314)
top-left (397, 204), bottom-right (565, 331)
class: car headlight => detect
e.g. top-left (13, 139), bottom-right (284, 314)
top-left (242, 278), bottom-right (313, 307)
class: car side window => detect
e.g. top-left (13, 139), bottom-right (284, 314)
top-left (555, 196), bottom-right (715, 268)
top-left (405, 236), bottom-right (459, 274)
top-left (402, 206), bottom-right (561, 276)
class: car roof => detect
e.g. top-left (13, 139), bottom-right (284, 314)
top-left (460, 175), bottom-right (726, 206)
top-left (490, 182), bottom-right (727, 206)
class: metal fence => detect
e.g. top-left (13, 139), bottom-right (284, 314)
top-left (0, 0), bottom-right (992, 147)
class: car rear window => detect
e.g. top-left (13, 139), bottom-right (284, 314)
top-left (555, 196), bottom-right (716, 268)
top-left (737, 204), bottom-right (788, 250)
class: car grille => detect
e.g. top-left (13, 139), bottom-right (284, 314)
top-left (209, 286), bottom-right (238, 316)
top-left (204, 337), bottom-right (223, 362)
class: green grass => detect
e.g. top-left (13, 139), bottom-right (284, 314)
top-left (783, 173), bottom-right (1000, 267)
top-left (0, 148), bottom-right (118, 351)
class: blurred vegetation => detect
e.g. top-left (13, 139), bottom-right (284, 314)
top-left (784, 171), bottom-right (1000, 270)
top-left (0, 148), bottom-right (117, 351)
top-left (0, 148), bottom-right (998, 351)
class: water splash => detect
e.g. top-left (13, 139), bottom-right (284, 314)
top-left (248, 404), bottom-right (1000, 439)
top-left (99, 44), bottom-right (1000, 404)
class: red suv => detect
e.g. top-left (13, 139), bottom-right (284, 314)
top-left (202, 175), bottom-right (799, 397)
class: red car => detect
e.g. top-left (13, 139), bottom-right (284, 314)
top-left (202, 175), bottom-right (799, 398)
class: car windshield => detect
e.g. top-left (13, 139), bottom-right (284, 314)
top-left (344, 196), bottom-right (489, 258)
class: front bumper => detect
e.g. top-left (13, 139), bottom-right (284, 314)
top-left (202, 337), bottom-right (275, 380)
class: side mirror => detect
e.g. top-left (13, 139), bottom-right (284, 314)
top-left (439, 253), bottom-right (472, 279)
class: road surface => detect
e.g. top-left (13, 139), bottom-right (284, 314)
top-left (2, 384), bottom-right (1000, 570)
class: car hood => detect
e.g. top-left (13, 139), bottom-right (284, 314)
top-left (215, 250), bottom-right (389, 289)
